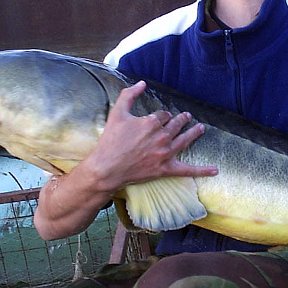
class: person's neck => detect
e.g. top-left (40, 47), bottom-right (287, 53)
top-left (213, 0), bottom-right (265, 28)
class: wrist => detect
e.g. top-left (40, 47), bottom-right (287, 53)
top-left (75, 155), bottom-right (122, 199)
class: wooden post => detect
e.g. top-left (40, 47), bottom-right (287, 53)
top-left (109, 222), bottom-right (129, 264)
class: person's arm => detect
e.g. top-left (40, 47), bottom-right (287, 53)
top-left (34, 81), bottom-right (218, 240)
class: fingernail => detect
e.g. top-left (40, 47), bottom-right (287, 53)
top-left (184, 112), bottom-right (192, 120)
top-left (210, 168), bottom-right (219, 175)
top-left (135, 80), bottom-right (146, 87)
top-left (198, 123), bottom-right (205, 133)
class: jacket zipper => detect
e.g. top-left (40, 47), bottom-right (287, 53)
top-left (224, 29), bottom-right (243, 115)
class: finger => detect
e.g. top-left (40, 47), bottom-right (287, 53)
top-left (164, 112), bottom-right (192, 138)
top-left (151, 110), bottom-right (173, 127)
top-left (170, 123), bottom-right (205, 154)
top-left (167, 161), bottom-right (218, 177)
top-left (114, 81), bottom-right (147, 113)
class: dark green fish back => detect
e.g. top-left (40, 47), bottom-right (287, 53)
top-left (144, 79), bottom-right (288, 157)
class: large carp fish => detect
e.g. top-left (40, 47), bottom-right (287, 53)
top-left (0, 49), bottom-right (287, 245)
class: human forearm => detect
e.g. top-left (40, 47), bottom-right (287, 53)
top-left (34, 160), bottom-right (114, 240)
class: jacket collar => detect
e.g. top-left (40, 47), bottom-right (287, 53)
top-left (188, 0), bottom-right (288, 65)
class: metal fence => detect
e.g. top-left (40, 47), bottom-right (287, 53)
top-left (0, 188), bottom-right (118, 287)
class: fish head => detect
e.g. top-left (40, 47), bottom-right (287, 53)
top-left (0, 50), bottom-right (129, 173)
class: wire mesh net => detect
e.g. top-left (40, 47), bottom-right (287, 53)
top-left (0, 191), bottom-right (118, 287)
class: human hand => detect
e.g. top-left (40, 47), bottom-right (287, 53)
top-left (84, 81), bottom-right (218, 193)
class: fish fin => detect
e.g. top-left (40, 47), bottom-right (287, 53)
top-left (4, 145), bottom-right (64, 175)
top-left (26, 154), bottom-right (64, 175)
top-left (113, 197), bottom-right (142, 231)
top-left (46, 159), bottom-right (79, 174)
top-left (114, 177), bottom-right (207, 232)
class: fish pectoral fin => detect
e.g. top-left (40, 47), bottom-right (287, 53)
top-left (114, 177), bottom-right (207, 232)
top-left (25, 154), bottom-right (64, 175)
top-left (4, 144), bottom-right (64, 175)
top-left (46, 158), bottom-right (79, 174)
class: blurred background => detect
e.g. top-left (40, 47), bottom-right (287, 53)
top-left (0, 0), bottom-right (194, 61)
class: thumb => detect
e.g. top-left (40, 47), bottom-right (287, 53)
top-left (114, 80), bottom-right (147, 113)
